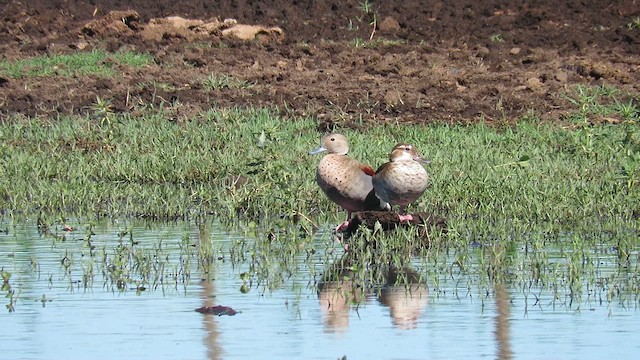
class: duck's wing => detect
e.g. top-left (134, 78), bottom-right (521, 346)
top-left (373, 161), bottom-right (390, 175)
top-left (357, 162), bottom-right (376, 176)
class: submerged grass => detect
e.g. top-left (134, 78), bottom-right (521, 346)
top-left (3, 213), bottom-right (635, 314)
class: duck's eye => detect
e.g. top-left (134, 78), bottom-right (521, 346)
top-left (330, 138), bottom-right (335, 141)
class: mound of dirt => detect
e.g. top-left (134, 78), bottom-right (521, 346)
top-left (81, 11), bottom-right (284, 43)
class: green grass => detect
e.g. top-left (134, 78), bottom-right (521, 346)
top-left (1, 80), bottom-right (639, 312)
top-left (358, 0), bottom-right (374, 15)
top-left (202, 73), bottom-right (253, 90)
top-left (628, 17), bottom-right (640, 30)
top-left (0, 85), bottom-right (638, 235)
top-left (0, 107), bottom-right (320, 224)
top-left (490, 34), bottom-right (504, 43)
top-left (352, 37), bottom-right (405, 48)
top-left (0, 83), bottom-right (637, 271)
top-left (0, 49), bottom-right (153, 79)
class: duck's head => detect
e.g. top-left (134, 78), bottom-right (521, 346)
top-left (309, 133), bottom-right (350, 156)
top-left (389, 143), bottom-right (430, 164)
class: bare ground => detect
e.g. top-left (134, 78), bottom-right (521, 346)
top-left (1, 0), bottom-right (639, 127)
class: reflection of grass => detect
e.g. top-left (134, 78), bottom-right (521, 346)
top-left (2, 270), bottom-right (16, 312)
top-left (0, 49), bottom-right (153, 79)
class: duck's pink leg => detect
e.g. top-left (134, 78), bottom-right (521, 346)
top-left (335, 222), bottom-right (350, 232)
top-left (335, 212), bottom-right (352, 232)
top-left (398, 207), bottom-right (414, 222)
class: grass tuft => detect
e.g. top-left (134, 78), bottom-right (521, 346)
top-left (203, 73), bottom-right (253, 90)
top-left (0, 49), bottom-right (153, 79)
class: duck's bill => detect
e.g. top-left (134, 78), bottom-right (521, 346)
top-left (309, 146), bottom-right (327, 155)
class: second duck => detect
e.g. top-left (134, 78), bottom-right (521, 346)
top-left (373, 143), bottom-right (430, 221)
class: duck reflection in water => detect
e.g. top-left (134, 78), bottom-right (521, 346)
top-left (318, 260), bottom-right (428, 332)
top-left (317, 256), bottom-right (368, 333)
top-left (317, 279), bottom-right (367, 333)
top-left (378, 266), bottom-right (428, 330)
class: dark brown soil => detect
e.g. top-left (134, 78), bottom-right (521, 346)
top-left (341, 210), bottom-right (446, 241)
top-left (1, 0), bottom-right (639, 126)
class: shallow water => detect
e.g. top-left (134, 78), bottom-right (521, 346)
top-left (1, 219), bottom-right (638, 360)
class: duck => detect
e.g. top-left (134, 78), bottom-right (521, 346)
top-left (372, 143), bottom-right (430, 222)
top-left (309, 133), bottom-right (390, 232)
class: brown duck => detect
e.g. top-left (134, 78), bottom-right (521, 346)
top-left (310, 133), bottom-right (390, 231)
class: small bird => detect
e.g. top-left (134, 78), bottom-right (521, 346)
top-left (373, 143), bottom-right (430, 222)
top-left (309, 133), bottom-right (390, 232)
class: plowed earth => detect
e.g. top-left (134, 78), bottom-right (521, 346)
top-left (1, 0), bottom-right (639, 128)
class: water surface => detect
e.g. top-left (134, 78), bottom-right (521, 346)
top-left (1, 219), bottom-right (638, 359)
